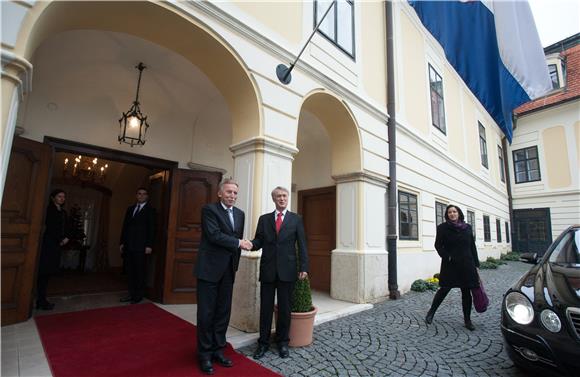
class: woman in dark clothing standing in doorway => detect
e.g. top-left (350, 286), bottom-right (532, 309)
top-left (36, 189), bottom-right (70, 310)
top-left (426, 204), bottom-right (480, 330)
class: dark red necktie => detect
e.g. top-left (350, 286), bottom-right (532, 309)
top-left (276, 212), bottom-right (283, 234)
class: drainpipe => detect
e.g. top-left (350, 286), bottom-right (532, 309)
top-left (386, 0), bottom-right (400, 299)
top-left (503, 119), bottom-right (516, 249)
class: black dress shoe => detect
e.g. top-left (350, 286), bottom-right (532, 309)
top-left (119, 296), bottom-right (132, 303)
top-left (425, 310), bottom-right (434, 324)
top-left (199, 359), bottom-right (214, 375)
top-left (253, 344), bottom-right (269, 360)
top-left (130, 298), bottom-right (143, 304)
top-left (278, 345), bottom-right (289, 358)
top-left (464, 321), bottom-right (475, 331)
top-left (212, 354), bottom-right (233, 367)
top-left (36, 301), bottom-right (55, 310)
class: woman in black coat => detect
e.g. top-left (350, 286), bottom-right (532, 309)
top-left (36, 189), bottom-right (70, 310)
top-left (425, 204), bottom-right (480, 330)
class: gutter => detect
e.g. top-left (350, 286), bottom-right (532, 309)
top-left (386, 0), bottom-right (400, 299)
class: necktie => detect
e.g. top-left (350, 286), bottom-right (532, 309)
top-left (228, 208), bottom-right (234, 228)
top-left (133, 204), bottom-right (141, 217)
top-left (276, 212), bottom-right (283, 234)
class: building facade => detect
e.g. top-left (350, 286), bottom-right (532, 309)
top-left (510, 33), bottom-right (580, 256)
top-left (1, 1), bottom-right (512, 328)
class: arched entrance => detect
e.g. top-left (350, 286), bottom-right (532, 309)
top-left (293, 91), bottom-right (362, 293)
top-left (1, 1), bottom-right (262, 324)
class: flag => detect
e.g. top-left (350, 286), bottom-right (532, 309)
top-left (408, 0), bottom-right (552, 142)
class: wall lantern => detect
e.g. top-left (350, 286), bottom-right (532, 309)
top-left (119, 62), bottom-right (150, 147)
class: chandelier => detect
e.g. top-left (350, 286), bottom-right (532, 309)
top-left (63, 155), bottom-right (108, 183)
top-left (118, 62), bottom-right (150, 147)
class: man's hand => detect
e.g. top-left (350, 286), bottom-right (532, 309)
top-left (120, 244), bottom-right (124, 253)
top-left (145, 247), bottom-right (152, 255)
top-left (298, 272), bottom-right (308, 280)
top-left (60, 237), bottom-right (69, 246)
top-left (240, 239), bottom-right (253, 251)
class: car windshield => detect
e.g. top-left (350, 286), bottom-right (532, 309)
top-left (548, 229), bottom-right (580, 267)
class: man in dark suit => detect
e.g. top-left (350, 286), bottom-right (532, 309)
top-left (251, 186), bottom-right (308, 360)
top-left (195, 178), bottom-right (251, 375)
top-left (119, 187), bottom-right (156, 304)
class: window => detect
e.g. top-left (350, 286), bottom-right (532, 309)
top-left (505, 222), bottom-right (510, 243)
top-left (435, 202), bottom-right (447, 225)
top-left (498, 145), bottom-right (505, 183)
top-left (548, 64), bottom-right (560, 89)
top-left (399, 191), bottom-right (418, 240)
top-left (314, 0), bottom-right (355, 57)
top-left (467, 210), bottom-right (476, 238)
top-left (479, 122), bottom-right (488, 168)
top-left (429, 64), bottom-right (446, 134)
top-left (513, 146), bottom-right (541, 183)
top-left (496, 219), bottom-right (502, 243)
top-left (483, 215), bottom-right (491, 242)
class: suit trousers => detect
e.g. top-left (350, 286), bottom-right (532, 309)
top-left (196, 265), bottom-right (234, 360)
top-left (259, 279), bottom-right (295, 346)
top-left (126, 251), bottom-right (146, 301)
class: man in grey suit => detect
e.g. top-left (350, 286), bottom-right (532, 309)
top-left (195, 178), bottom-right (252, 375)
top-left (251, 186), bottom-right (309, 360)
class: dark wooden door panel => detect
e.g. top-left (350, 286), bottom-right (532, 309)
top-left (147, 171), bottom-right (169, 301)
top-left (298, 186), bottom-right (336, 292)
top-left (1, 137), bottom-right (51, 325)
top-left (163, 169), bottom-right (220, 304)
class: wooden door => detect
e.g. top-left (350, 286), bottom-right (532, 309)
top-left (298, 186), bottom-right (336, 292)
top-left (163, 169), bottom-right (221, 304)
top-left (1, 137), bottom-right (51, 325)
top-left (146, 170), bottom-right (169, 301)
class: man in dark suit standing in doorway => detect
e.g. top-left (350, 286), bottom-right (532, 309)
top-left (195, 178), bottom-right (251, 375)
top-left (251, 186), bottom-right (309, 360)
top-left (120, 187), bottom-right (156, 304)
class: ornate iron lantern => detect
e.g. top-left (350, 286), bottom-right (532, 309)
top-left (119, 62), bottom-right (150, 146)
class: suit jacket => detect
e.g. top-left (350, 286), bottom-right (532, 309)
top-left (39, 202), bottom-right (70, 274)
top-left (120, 202), bottom-right (156, 253)
top-left (195, 202), bottom-right (244, 282)
top-left (435, 222), bottom-right (480, 288)
top-left (251, 210), bottom-right (308, 283)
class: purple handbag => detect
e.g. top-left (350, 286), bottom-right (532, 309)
top-left (471, 274), bottom-right (489, 313)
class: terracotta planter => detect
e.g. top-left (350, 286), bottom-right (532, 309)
top-left (288, 306), bottom-right (317, 347)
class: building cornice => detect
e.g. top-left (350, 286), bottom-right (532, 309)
top-left (230, 137), bottom-right (298, 161)
top-left (333, 171), bottom-right (389, 188)
top-left (1, 51), bottom-right (33, 98)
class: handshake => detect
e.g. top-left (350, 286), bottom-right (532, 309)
top-left (239, 239), bottom-right (254, 251)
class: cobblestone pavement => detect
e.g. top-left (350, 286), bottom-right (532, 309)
top-left (239, 261), bottom-right (532, 377)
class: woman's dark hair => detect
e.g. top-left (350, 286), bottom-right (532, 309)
top-left (50, 189), bottom-right (66, 199)
top-left (444, 204), bottom-right (465, 222)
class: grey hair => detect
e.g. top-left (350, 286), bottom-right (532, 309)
top-left (271, 186), bottom-right (289, 199)
top-left (219, 178), bottom-right (239, 191)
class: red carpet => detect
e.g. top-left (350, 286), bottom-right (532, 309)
top-left (35, 303), bottom-right (280, 377)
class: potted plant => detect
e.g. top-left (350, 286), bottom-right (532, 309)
top-left (288, 275), bottom-right (317, 347)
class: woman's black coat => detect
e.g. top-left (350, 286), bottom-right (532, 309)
top-left (435, 222), bottom-right (480, 288)
top-left (38, 202), bottom-right (69, 275)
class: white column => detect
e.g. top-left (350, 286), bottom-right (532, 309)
top-left (1, 51), bottom-right (33, 201)
top-left (331, 172), bottom-right (389, 303)
top-left (228, 137), bottom-right (297, 332)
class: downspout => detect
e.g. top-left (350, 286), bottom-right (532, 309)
top-left (386, 0), bottom-right (400, 299)
top-left (504, 118), bottom-right (516, 249)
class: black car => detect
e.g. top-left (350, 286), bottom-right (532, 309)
top-left (502, 225), bottom-right (580, 376)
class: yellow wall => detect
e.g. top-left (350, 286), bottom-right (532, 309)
top-left (462, 90), bottom-right (480, 171)
top-left (443, 68), bottom-right (465, 162)
top-left (575, 121), bottom-right (580, 165)
top-left (232, 1), bottom-right (303, 46)
top-left (543, 126), bottom-right (571, 188)
top-left (400, 12), bottom-right (429, 135)
top-left (361, 1), bottom-right (387, 106)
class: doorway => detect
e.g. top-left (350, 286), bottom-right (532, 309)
top-left (298, 186), bottom-right (336, 292)
top-left (43, 137), bottom-right (176, 302)
top-left (513, 208), bottom-right (553, 256)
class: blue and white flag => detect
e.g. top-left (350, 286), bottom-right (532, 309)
top-left (409, 0), bottom-right (552, 142)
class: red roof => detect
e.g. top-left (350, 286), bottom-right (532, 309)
top-left (514, 44), bottom-right (580, 116)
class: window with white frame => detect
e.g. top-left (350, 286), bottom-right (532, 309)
top-left (513, 146), bottom-right (541, 183)
top-left (498, 145), bottom-right (505, 183)
top-left (314, 0), bottom-right (355, 58)
top-left (435, 201), bottom-right (447, 226)
top-left (429, 64), bottom-right (446, 134)
top-left (479, 122), bottom-right (488, 168)
top-left (399, 191), bottom-right (418, 240)
top-left (496, 219), bottom-right (502, 243)
top-left (548, 64), bottom-right (560, 89)
top-left (483, 215), bottom-right (491, 242)
top-left (467, 210), bottom-right (476, 238)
